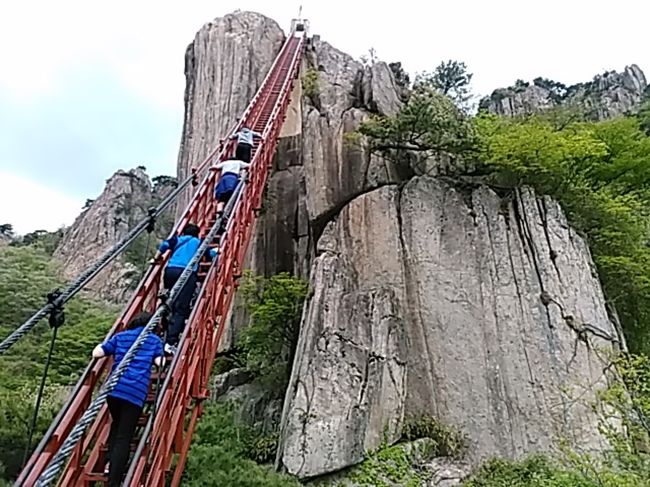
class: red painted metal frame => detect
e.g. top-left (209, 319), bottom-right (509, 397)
top-left (17, 30), bottom-right (304, 487)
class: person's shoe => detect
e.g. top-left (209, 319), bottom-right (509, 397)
top-left (164, 343), bottom-right (177, 356)
top-left (104, 462), bottom-right (110, 475)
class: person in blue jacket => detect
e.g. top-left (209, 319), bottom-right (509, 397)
top-left (92, 311), bottom-right (164, 487)
top-left (230, 126), bottom-right (263, 163)
top-left (151, 223), bottom-right (218, 353)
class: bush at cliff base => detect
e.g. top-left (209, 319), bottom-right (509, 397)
top-left (183, 402), bottom-right (299, 486)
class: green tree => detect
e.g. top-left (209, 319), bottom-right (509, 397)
top-left (637, 99), bottom-right (650, 135)
top-left (358, 87), bottom-right (476, 172)
top-left (388, 62), bottom-right (410, 89)
top-left (415, 60), bottom-right (473, 109)
top-left (237, 272), bottom-right (308, 389)
top-left (0, 224), bottom-right (13, 238)
top-left (475, 114), bottom-right (650, 351)
top-left (0, 245), bottom-right (116, 480)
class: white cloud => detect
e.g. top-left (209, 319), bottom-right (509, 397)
top-left (0, 171), bottom-right (82, 235)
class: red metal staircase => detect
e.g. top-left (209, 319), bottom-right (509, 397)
top-left (17, 25), bottom-right (305, 487)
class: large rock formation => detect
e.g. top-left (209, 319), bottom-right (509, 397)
top-left (276, 179), bottom-right (620, 479)
top-left (176, 12), bottom-right (285, 209)
top-left (54, 169), bottom-right (175, 302)
top-left (173, 10), bottom-right (622, 483)
top-left (481, 64), bottom-right (648, 119)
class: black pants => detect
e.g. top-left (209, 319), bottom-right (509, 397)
top-left (163, 266), bottom-right (198, 345)
top-left (106, 396), bottom-right (142, 487)
top-left (235, 142), bottom-right (252, 163)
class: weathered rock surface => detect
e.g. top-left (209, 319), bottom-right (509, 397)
top-left (302, 40), bottom-right (403, 227)
top-left (176, 11), bottom-right (285, 209)
top-left (481, 64), bottom-right (648, 119)
top-left (53, 169), bottom-right (175, 302)
top-left (277, 178), bottom-right (619, 479)
top-left (212, 368), bottom-right (283, 433)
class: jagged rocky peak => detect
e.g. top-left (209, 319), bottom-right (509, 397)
top-left (480, 63), bottom-right (648, 119)
top-left (54, 168), bottom-right (175, 302)
top-left (176, 11), bottom-right (285, 209)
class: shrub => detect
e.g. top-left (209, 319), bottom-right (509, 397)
top-left (238, 272), bottom-right (308, 389)
top-left (302, 68), bottom-right (320, 98)
top-left (183, 402), bottom-right (299, 486)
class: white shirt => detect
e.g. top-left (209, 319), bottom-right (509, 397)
top-left (213, 159), bottom-right (251, 176)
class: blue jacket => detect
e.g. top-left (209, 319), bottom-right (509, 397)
top-left (159, 235), bottom-right (218, 272)
top-left (101, 326), bottom-right (164, 407)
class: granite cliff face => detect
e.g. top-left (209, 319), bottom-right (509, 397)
top-left (276, 179), bottom-right (619, 478)
top-left (53, 169), bottom-right (175, 302)
top-left (173, 10), bottom-right (622, 483)
top-left (176, 12), bottom-right (285, 210)
top-left (480, 64), bottom-right (648, 119)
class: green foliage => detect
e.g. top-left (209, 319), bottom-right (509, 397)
top-left (415, 60), bottom-right (473, 109)
top-left (248, 433), bottom-right (279, 464)
top-left (401, 415), bottom-right (466, 457)
top-left (152, 175), bottom-right (178, 191)
top-left (462, 456), bottom-right (600, 487)
top-left (0, 245), bottom-right (116, 480)
top-left (475, 114), bottom-right (650, 351)
top-left (13, 229), bottom-right (64, 255)
top-left (0, 383), bottom-right (67, 479)
top-left (533, 77), bottom-right (568, 102)
top-left (637, 99), bottom-right (650, 135)
top-left (596, 353), bottom-right (650, 480)
top-left (358, 88), bottom-right (475, 171)
top-left (302, 67), bottom-right (320, 98)
top-left (465, 354), bottom-right (650, 487)
top-left (348, 443), bottom-right (427, 487)
top-left (183, 402), bottom-right (299, 486)
top-left (237, 272), bottom-right (308, 389)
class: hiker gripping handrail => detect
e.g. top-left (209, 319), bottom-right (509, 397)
top-left (0, 120), bottom-right (244, 357)
top-left (32, 196), bottom-right (234, 487)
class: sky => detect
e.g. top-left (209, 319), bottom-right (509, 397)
top-left (0, 0), bottom-right (647, 234)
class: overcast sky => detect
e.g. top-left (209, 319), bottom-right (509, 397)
top-left (0, 0), bottom-right (647, 234)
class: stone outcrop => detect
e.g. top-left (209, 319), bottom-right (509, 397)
top-left (277, 178), bottom-right (619, 479)
top-left (172, 10), bottom-right (624, 484)
top-left (54, 169), bottom-right (175, 302)
top-left (212, 368), bottom-right (282, 433)
top-left (176, 11), bottom-right (285, 209)
top-left (480, 64), bottom-right (648, 119)
top-left (202, 30), bottom-right (405, 351)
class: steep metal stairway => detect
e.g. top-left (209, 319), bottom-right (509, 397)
top-left (16, 21), bottom-right (305, 487)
